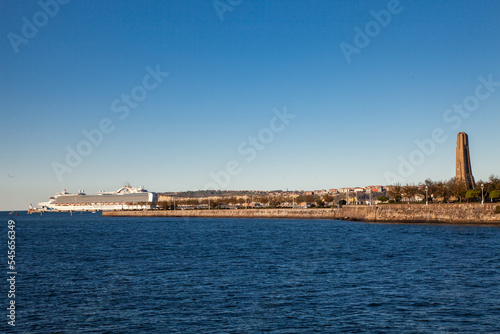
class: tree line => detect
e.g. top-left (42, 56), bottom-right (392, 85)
top-left (385, 175), bottom-right (500, 203)
top-left (157, 194), bottom-right (340, 209)
top-left (155, 175), bottom-right (500, 210)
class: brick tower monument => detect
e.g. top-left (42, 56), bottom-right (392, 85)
top-left (456, 132), bottom-right (475, 190)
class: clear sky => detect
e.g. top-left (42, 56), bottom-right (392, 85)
top-left (1, 0), bottom-right (499, 210)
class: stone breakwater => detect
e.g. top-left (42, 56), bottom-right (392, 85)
top-left (103, 203), bottom-right (500, 224)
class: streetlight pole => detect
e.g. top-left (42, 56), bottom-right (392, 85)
top-left (425, 186), bottom-right (428, 206)
top-left (481, 184), bottom-right (484, 206)
top-left (208, 198), bottom-right (210, 210)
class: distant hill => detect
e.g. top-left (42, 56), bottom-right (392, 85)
top-left (158, 190), bottom-right (270, 198)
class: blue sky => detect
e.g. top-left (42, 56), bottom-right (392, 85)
top-left (1, 0), bottom-right (499, 210)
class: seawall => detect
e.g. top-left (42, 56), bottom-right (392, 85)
top-left (102, 203), bottom-right (500, 224)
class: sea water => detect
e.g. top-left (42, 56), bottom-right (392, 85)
top-left (1, 212), bottom-right (500, 333)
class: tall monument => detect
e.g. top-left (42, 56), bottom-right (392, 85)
top-left (456, 132), bottom-right (475, 190)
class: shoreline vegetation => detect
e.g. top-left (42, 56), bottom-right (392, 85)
top-left (154, 176), bottom-right (500, 210)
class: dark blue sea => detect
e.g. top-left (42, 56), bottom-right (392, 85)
top-left (2, 212), bottom-right (500, 333)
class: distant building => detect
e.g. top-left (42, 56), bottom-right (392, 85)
top-left (365, 185), bottom-right (384, 193)
top-left (314, 190), bottom-right (327, 195)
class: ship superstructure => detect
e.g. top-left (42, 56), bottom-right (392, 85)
top-left (38, 185), bottom-right (157, 211)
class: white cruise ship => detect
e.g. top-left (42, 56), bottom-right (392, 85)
top-left (38, 185), bottom-right (157, 211)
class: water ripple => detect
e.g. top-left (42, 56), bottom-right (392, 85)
top-left (3, 213), bottom-right (500, 333)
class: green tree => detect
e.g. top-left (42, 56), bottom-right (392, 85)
top-left (269, 196), bottom-right (281, 208)
top-left (423, 179), bottom-right (438, 201)
top-left (315, 199), bottom-right (325, 208)
top-left (489, 175), bottom-right (500, 190)
top-left (211, 198), bottom-right (221, 209)
top-left (158, 201), bottom-right (171, 210)
top-left (305, 195), bottom-right (316, 203)
top-left (259, 196), bottom-right (270, 206)
top-left (296, 195), bottom-right (305, 204)
top-left (378, 196), bottom-right (389, 203)
top-left (402, 184), bottom-right (418, 203)
top-left (434, 181), bottom-right (452, 203)
top-left (387, 183), bottom-right (402, 203)
top-left (465, 189), bottom-right (481, 201)
top-left (447, 177), bottom-right (467, 202)
top-left (323, 194), bottom-right (333, 205)
top-left (489, 190), bottom-right (500, 201)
